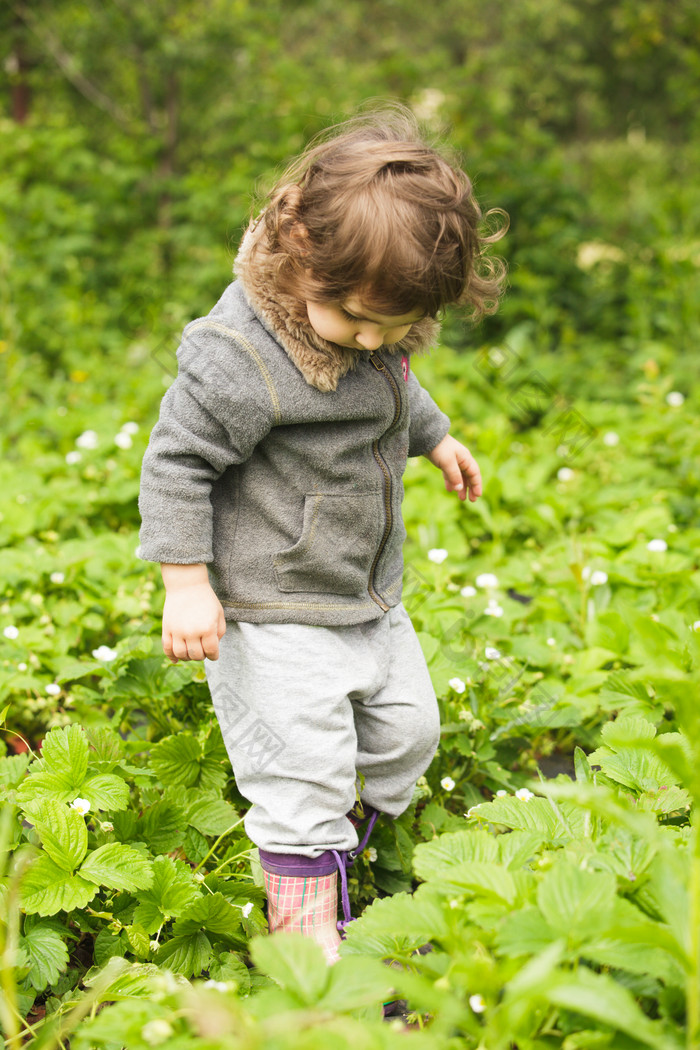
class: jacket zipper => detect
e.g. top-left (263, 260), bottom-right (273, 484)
top-left (367, 352), bottom-right (401, 611)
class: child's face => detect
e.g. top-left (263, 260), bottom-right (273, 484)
top-left (305, 296), bottom-right (423, 352)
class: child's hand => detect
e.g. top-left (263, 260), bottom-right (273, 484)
top-left (160, 564), bottom-right (227, 662)
top-left (425, 433), bottom-right (482, 502)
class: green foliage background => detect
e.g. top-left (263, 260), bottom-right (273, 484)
top-left (1, 1), bottom-right (700, 1047)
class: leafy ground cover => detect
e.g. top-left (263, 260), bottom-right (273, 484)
top-left (1, 121), bottom-right (700, 1046)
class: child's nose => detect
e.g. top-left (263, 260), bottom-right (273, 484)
top-left (355, 327), bottom-right (385, 351)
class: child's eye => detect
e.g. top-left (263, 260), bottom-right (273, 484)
top-left (341, 308), bottom-right (359, 321)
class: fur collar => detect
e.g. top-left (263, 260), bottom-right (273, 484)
top-left (233, 219), bottom-right (440, 393)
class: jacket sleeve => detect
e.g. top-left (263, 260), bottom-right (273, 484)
top-left (138, 321), bottom-right (277, 564)
top-left (406, 369), bottom-right (451, 457)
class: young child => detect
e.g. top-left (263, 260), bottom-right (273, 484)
top-left (138, 106), bottom-right (505, 965)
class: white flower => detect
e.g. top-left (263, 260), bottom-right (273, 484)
top-left (50, 572), bottom-right (65, 584)
top-left (603, 431), bottom-right (619, 446)
top-left (193, 872), bottom-right (206, 883)
top-left (691, 621), bottom-right (700, 632)
top-left (557, 467), bottom-right (574, 482)
top-left (590, 570), bottom-right (608, 586)
top-left (76, 430), bottom-right (99, 449)
top-left (448, 898), bottom-right (460, 909)
top-left (114, 432), bottom-right (133, 449)
top-left (121, 421), bottom-right (139, 434)
top-left (496, 789), bottom-right (508, 797)
top-left (203, 980), bottom-right (230, 992)
top-left (92, 645), bottom-right (117, 662)
top-left (65, 451), bottom-right (82, 465)
top-left (484, 647), bottom-right (501, 660)
top-left (647, 538), bottom-right (667, 552)
top-left (666, 391), bottom-right (685, 407)
top-left (515, 788), bottom-right (534, 802)
top-left (460, 585), bottom-right (477, 597)
top-left (365, 846), bottom-right (378, 862)
top-left (441, 777), bottom-right (456, 791)
top-left (141, 1019), bottom-right (174, 1046)
top-left (484, 601), bottom-right (504, 617)
top-left (18, 662), bottom-right (27, 671)
top-left (71, 797), bottom-right (91, 815)
top-left (428, 548), bottom-right (449, 564)
top-left (469, 993), bottom-right (486, 1013)
top-left (466, 805), bottom-right (480, 817)
top-left (3, 625), bottom-right (19, 640)
top-left (45, 683), bottom-right (61, 696)
top-left (581, 566), bottom-right (591, 580)
top-left (448, 677), bottom-right (466, 693)
top-left (475, 573), bottom-right (498, 589)
top-left (546, 637), bottom-right (556, 647)
top-left (150, 939), bottom-right (160, 952)
top-left (241, 902), bottom-right (254, 918)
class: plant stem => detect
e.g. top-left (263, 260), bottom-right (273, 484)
top-left (192, 817), bottom-right (246, 874)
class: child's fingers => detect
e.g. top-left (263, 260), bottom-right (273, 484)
top-left (162, 632), bottom-right (179, 664)
top-left (201, 629), bottom-right (221, 661)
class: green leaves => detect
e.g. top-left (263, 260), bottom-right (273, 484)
top-left (20, 855), bottom-right (97, 915)
top-left (20, 922), bottom-right (70, 991)
top-left (17, 725), bottom-right (130, 814)
top-left (33, 799), bottom-right (88, 870)
top-left (80, 844), bottom-right (153, 893)
top-left (149, 733), bottom-right (226, 792)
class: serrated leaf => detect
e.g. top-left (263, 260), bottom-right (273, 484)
top-left (174, 892), bottom-right (241, 938)
top-left (184, 797), bottom-right (239, 837)
top-left (17, 771), bottom-right (75, 809)
top-left (250, 932), bottom-right (330, 1005)
top-left (435, 859), bottom-right (521, 905)
top-left (20, 854), bottom-right (97, 915)
top-left (543, 966), bottom-right (667, 1047)
top-left (93, 928), bottom-right (129, 967)
top-left (20, 924), bottom-right (70, 991)
top-left (80, 843), bottom-right (153, 892)
top-left (125, 923), bottom-right (150, 958)
top-left (470, 795), bottom-right (586, 841)
top-left (589, 747), bottom-right (680, 793)
top-left (341, 886), bottom-right (447, 957)
top-left (40, 725), bottom-right (89, 784)
top-left (80, 773), bottom-right (130, 811)
top-left (149, 735), bottom-right (201, 787)
top-left (33, 799), bottom-right (89, 871)
top-left (86, 726), bottom-right (123, 770)
top-left (0, 752), bottom-right (31, 790)
top-left (155, 931), bottom-right (212, 977)
top-left (85, 958), bottom-right (189, 1001)
top-left (413, 829), bottom-right (499, 882)
top-left (132, 856), bottom-right (200, 933)
top-left (537, 863), bottom-right (617, 941)
top-left (601, 717), bottom-right (657, 747)
top-left (209, 951), bottom-right (252, 993)
top-left (138, 799), bottom-right (186, 854)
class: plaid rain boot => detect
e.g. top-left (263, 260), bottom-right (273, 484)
top-left (259, 805), bottom-right (381, 966)
top-left (259, 851), bottom-right (344, 964)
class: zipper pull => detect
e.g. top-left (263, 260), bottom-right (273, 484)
top-left (370, 353), bottom-right (385, 372)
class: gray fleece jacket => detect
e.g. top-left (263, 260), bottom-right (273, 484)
top-left (138, 235), bottom-right (451, 626)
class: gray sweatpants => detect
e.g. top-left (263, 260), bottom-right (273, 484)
top-left (204, 604), bottom-right (440, 858)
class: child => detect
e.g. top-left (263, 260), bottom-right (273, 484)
top-left (138, 105), bottom-right (505, 965)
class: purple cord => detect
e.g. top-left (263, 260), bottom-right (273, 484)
top-left (334, 807), bottom-right (380, 932)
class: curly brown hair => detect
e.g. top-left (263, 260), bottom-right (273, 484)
top-left (248, 104), bottom-right (507, 320)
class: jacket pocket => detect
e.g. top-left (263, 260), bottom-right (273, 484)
top-left (273, 492), bottom-right (383, 595)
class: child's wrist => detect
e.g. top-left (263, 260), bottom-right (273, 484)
top-left (160, 563), bottom-right (210, 591)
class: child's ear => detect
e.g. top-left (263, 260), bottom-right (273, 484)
top-left (289, 220), bottom-right (310, 254)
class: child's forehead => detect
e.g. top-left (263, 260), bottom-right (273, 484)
top-left (343, 296), bottom-right (424, 325)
